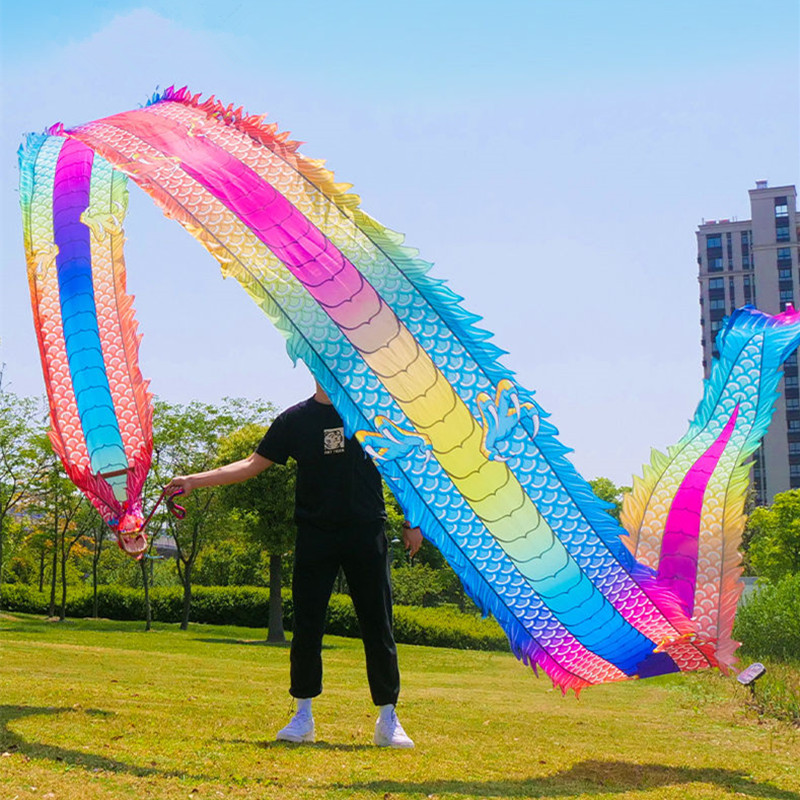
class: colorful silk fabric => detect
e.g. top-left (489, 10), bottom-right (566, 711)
top-left (20, 88), bottom-right (799, 690)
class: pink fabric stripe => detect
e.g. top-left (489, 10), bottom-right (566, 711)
top-left (657, 405), bottom-right (739, 615)
top-left (100, 111), bottom-right (380, 333)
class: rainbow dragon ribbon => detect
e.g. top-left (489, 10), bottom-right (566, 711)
top-left (19, 87), bottom-right (800, 691)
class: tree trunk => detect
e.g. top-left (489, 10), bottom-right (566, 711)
top-left (38, 546), bottom-right (45, 593)
top-left (180, 562), bottom-right (192, 631)
top-left (92, 536), bottom-right (102, 618)
top-left (0, 517), bottom-right (5, 613)
top-left (0, 517), bottom-right (5, 612)
top-left (48, 527), bottom-right (58, 618)
top-left (267, 553), bottom-right (285, 643)
top-left (140, 559), bottom-right (152, 632)
top-left (59, 549), bottom-right (68, 622)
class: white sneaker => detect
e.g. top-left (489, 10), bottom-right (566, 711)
top-left (276, 707), bottom-right (315, 743)
top-left (374, 707), bottom-right (414, 748)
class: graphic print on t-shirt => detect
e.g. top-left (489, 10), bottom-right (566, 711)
top-left (323, 427), bottom-right (345, 455)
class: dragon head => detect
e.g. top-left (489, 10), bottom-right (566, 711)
top-left (113, 511), bottom-right (148, 560)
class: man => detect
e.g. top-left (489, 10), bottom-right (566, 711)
top-left (166, 381), bottom-right (422, 747)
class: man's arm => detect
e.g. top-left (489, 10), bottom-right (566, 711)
top-left (165, 452), bottom-right (274, 497)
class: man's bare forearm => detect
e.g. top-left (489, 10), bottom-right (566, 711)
top-left (165, 453), bottom-right (273, 496)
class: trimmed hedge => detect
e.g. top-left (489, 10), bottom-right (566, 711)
top-left (0, 584), bottom-right (276, 627)
top-left (394, 605), bottom-right (507, 651)
top-left (0, 583), bottom-right (509, 652)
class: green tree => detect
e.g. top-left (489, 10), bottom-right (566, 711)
top-left (87, 513), bottom-right (108, 617)
top-left (41, 438), bottom-right (85, 617)
top-left (217, 422), bottom-right (295, 642)
top-left (747, 489), bottom-right (800, 582)
top-left (588, 476), bottom-right (630, 522)
top-left (382, 487), bottom-right (474, 610)
top-left (194, 536), bottom-right (268, 587)
top-left (150, 398), bottom-right (276, 630)
top-left (23, 434), bottom-right (87, 617)
top-left (1, 518), bottom-right (36, 584)
top-left (56, 499), bottom-right (96, 621)
top-left (0, 380), bottom-right (45, 602)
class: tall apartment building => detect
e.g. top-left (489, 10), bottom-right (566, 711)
top-left (697, 182), bottom-right (799, 505)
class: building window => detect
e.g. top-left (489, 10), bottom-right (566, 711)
top-left (775, 197), bottom-right (789, 217)
top-left (744, 274), bottom-right (757, 304)
top-left (780, 290), bottom-right (794, 303)
top-left (777, 224), bottom-right (791, 242)
top-left (742, 254), bottom-right (752, 268)
top-left (706, 234), bottom-right (722, 248)
top-left (708, 257), bottom-right (724, 271)
top-left (779, 268), bottom-right (792, 281)
top-left (786, 376), bottom-right (799, 388)
top-left (788, 398), bottom-right (800, 410)
top-left (710, 320), bottom-right (723, 333)
top-left (709, 298), bottom-right (726, 310)
top-left (791, 465), bottom-right (800, 478)
top-left (741, 231), bottom-right (751, 245)
top-left (708, 277), bottom-right (724, 290)
top-left (778, 247), bottom-right (792, 264)
top-left (790, 420), bottom-right (800, 431)
top-left (789, 442), bottom-right (800, 455)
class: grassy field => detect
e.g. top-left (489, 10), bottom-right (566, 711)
top-left (1, 613), bottom-right (798, 800)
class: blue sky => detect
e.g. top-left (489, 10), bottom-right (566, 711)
top-left (1, 0), bottom-right (798, 484)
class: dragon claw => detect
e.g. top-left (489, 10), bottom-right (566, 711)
top-left (478, 379), bottom-right (540, 459)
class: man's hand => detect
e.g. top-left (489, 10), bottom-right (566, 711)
top-left (165, 475), bottom-right (197, 498)
top-left (402, 524), bottom-right (423, 557)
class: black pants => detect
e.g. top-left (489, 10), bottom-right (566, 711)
top-left (289, 519), bottom-right (400, 706)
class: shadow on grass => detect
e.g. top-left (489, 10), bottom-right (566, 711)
top-left (226, 737), bottom-right (374, 751)
top-left (197, 637), bottom-right (292, 648)
top-left (0, 705), bottom-right (211, 781)
top-left (341, 761), bottom-right (800, 798)
top-left (196, 637), bottom-right (350, 651)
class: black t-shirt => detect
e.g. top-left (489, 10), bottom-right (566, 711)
top-left (256, 397), bottom-right (386, 528)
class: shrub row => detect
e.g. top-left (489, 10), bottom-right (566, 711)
top-left (6, 572), bottom-right (799, 659)
top-left (0, 584), bottom-right (275, 627)
top-left (0, 583), bottom-right (509, 652)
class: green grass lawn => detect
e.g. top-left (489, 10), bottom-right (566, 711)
top-left (1, 613), bottom-right (798, 800)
